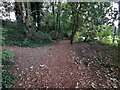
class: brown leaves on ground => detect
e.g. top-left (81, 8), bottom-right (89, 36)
top-left (4, 40), bottom-right (120, 88)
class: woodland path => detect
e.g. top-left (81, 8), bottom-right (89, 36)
top-left (5, 40), bottom-right (120, 88)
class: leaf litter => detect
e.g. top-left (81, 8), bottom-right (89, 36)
top-left (5, 40), bottom-right (120, 88)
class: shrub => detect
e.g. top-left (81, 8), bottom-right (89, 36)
top-left (0, 49), bottom-right (15, 88)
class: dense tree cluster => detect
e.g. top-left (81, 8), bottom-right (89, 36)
top-left (1, 1), bottom-right (119, 44)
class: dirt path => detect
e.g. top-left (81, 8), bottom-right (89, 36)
top-left (5, 40), bottom-right (120, 88)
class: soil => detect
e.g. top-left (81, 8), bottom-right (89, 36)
top-left (4, 40), bottom-right (120, 88)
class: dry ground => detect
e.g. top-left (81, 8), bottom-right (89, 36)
top-left (4, 40), bottom-right (120, 88)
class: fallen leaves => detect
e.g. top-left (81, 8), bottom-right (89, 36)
top-left (91, 82), bottom-right (97, 88)
top-left (39, 64), bottom-right (45, 68)
top-left (7, 40), bottom-right (120, 88)
top-left (75, 82), bottom-right (79, 88)
top-left (30, 66), bottom-right (33, 69)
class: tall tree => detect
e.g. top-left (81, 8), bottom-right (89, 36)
top-left (118, 1), bottom-right (120, 61)
top-left (70, 2), bottom-right (80, 44)
top-left (14, 2), bottom-right (31, 37)
top-left (30, 2), bottom-right (43, 31)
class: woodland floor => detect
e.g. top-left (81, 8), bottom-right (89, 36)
top-left (4, 40), bottom-right (120, 88)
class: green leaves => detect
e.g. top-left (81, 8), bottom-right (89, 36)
top-left (96, 25), bottom-right (114, 44)
top-left (2, 71), bottom-right (14, 88)
top-left (2, 2), bottom-right (119, 45)
top-left (1, 49), bottom-right (15, 88)
top-left (1, 49), bottom-right (14, 60)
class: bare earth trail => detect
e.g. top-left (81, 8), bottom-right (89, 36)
top-left (5, 40), bottom-right (120, 88)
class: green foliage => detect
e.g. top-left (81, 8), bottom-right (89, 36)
top-left (96, 25), bottom-right (118, 45)
top-left (1, 49), bottom-right (14, 60)
top-left (1, 49), bottom-right (15, 88)
top-left (20, 39), bottom-right (52, 48)
top-left (1, 2), bottom-right (119, 46)
top-left (2, 26), bottom-right (52, 47)
top-left (2, 59), bottom-right (14, 66)
top-left (0, 27), bottom-right (5, 46)
top-left (2, 71), bottom-right (14, 88)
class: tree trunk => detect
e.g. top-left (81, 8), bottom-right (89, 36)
top-left (14, 2), bottom-right (23, 23)
top-left (55, 2), bottom-right (61, 39)
top-left (118, 1), bottom-right (120, 61)
top-left (30, 2), bottom-right (43, 32)
top-left (112, 26), bottom-right (116, 44)
top-left (14, 2), bottom-right (26, 37)
top-left (70, 3), bottom-right (79, 44)
top-left (14, 2), bottom-right (32, 38)
top-left (58, 2), bottom-right (61, 33)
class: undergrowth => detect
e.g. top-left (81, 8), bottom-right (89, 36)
top-left (0, 49), bottom-right (15, 88)
top-left (2, 27), bottom-right (52, 48)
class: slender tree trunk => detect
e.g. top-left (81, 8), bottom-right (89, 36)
top-left (118, 1), bottom-right (120, 60)
top-left (36, 10), bottom-right (40, 31)
top-left (58, 2), bottom-right (61, 33)
top-left (112, 26), bottom-right (116, 44)
top-left (51, 2), bottom-right (55, 16)
top-left (51, 2), bottom-right (55, 31)
top-left (56, 5), bottom-right (59, 37)
top-left (70, 3), bottom-right (79, 44)
top-left (55, 2), bottom-right (61, 39)
top-left (70, 4), bottom-right (75, 44)
top-left (30, 2), bottom-right (43, 32)
top-left (14, 2), bottom-right (23, 23)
